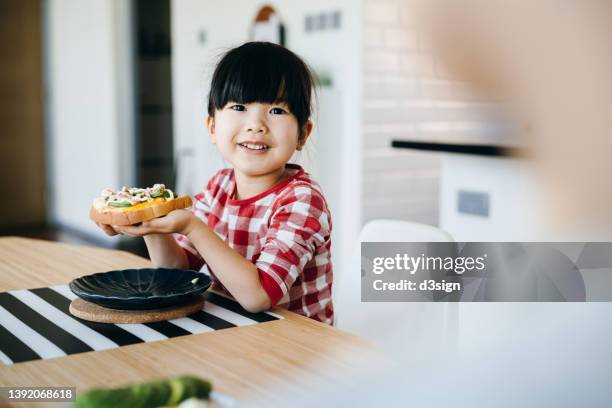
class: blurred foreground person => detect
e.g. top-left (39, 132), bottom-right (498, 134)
top-left (294, 2), bottom-right (612, 407)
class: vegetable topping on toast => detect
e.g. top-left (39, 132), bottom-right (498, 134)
top-left (94, 184), bottom-right (175, 209)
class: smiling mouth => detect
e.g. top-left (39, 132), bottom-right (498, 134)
top-left (238, 143), bottom-right (270, 151)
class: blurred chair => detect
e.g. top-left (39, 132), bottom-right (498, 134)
top-left (334, 219), bottom-right (455, 350)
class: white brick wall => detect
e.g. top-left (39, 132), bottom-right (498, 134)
top-left (363, 0), bottom-right (441, 226)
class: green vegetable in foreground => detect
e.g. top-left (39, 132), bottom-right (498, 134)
top-left (73, 375), bottom-right (212, 408)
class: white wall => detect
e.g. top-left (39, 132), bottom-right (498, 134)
top-left (46, 0), bottom-right (134, 244)
top-left (171, 0), bottom-right (363, 279)
top-left (439, 155), bottom-right (545, 241)
top-left (439, 155), bottom-right (612, 242)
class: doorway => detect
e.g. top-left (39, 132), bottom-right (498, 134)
top-left (134, 0), bottom-right (175, 190)
top-left (0, 0), bottom-right (46, 229)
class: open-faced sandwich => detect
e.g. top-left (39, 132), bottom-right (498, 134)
top-left (90, 184), bottom-right (192, 226)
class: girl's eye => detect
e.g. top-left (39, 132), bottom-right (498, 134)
top-left (230, 104), bottom-right (246, 111)
top-left (270, 107), bottom-right (287, 115)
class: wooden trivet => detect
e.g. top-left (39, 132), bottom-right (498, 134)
top-left (69, 296), bottom-right (205, 324)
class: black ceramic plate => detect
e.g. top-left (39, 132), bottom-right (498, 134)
top-left (69, 268), bottom-right (212, 310)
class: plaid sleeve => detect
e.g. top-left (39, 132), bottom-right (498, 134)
top-left (256, 186), bottom-right (331, 307)
top-left (174, 178), bottom-right (215, 270)
top-left (175, 234), bottom-right (205, 270)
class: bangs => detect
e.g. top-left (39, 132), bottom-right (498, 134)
top-left (208, 42), bottom-right (314, 129)
top-left (218, 59), bottom-right (290, 107)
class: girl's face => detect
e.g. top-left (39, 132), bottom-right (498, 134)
top-left (207, 102), bottom-right (312, 177)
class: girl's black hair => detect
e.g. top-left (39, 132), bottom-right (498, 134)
top-left (208, 42), bottom-right (316, 139)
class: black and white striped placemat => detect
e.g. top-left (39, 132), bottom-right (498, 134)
top-left (0, 285), bottom-right (282, 365)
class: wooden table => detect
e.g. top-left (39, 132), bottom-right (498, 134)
top-left (0, 237), bottom-right (375, 407)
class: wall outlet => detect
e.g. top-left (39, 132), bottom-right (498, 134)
top-left (457, 190), bottom-right (489, 217)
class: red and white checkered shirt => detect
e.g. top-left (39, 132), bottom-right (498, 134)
top-left (174, 164), bottom-right (334, 324)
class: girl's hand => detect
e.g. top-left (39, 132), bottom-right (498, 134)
top-left (111, 209), bottom-right (198, 237)
top-left (95, 222), bottom-right (120, 237)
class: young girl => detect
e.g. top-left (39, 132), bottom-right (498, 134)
top-left (97, 42), bottom-right (333, 324)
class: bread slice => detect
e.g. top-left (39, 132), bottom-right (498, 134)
top-left (90, 195), bottom-right (192, 226)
